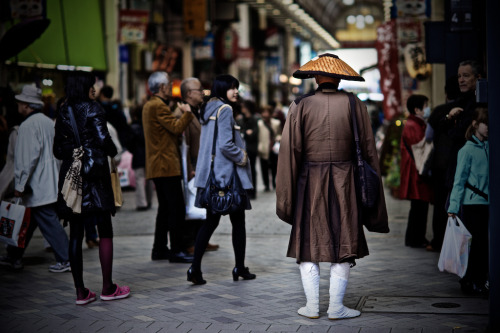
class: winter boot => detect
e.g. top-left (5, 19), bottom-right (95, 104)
top-left (298, 262), bottom-right (320, 319)
top-left (327, 262), bottom-right (361, 320)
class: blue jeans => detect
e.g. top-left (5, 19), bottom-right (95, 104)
top-left (7, 203), bottom-right (69, 262)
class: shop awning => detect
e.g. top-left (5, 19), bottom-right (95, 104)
top-left (7, 0), bottom-right (107, 71)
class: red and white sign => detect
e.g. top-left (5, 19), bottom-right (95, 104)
top-left (119, 9), bottom-right (149, 43)
top-left (375, 20), bottom-right (403, 121)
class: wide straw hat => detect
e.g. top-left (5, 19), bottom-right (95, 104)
top-left (15, 84), bottom-right (44, 106)
top-left (293, 53), bottom-right (365, 82)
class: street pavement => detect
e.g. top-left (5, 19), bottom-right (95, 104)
top-left (0, 180), bottom-right (490, 332)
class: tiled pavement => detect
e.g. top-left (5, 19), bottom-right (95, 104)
top-left (0, 185), bottom-right (490, 332)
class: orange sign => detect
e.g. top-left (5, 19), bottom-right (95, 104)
top-left (184, 0), bottom-right (206, 38)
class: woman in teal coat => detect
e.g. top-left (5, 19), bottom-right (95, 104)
top-left (448, 106), bottom-right (489, 296)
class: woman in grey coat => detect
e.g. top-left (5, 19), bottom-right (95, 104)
top-left (187, 75), bottom-right (256, 285)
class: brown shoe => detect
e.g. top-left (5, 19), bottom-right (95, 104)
top-left (186, 246), bottom-right (195, 255)
top-left (206, 243), bottom-right (219, 251)
top-left (86, 239), bottom-right (100, 249)
top-left (426, 244), bottom-right (438, 252)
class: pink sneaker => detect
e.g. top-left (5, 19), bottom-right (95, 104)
top-left (76, 289), bottom-right (96, 305)
top-left (100, 284), bottom-right (130, 301)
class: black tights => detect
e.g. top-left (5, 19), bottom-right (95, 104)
top-left (69, 213), bottom-right (114, 298)
top-left (192, 210), bottom-right (246, 272)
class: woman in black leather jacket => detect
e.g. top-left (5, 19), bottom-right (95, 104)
top-left (54, 71), bottom-right (130, 305)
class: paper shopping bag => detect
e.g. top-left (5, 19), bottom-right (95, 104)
top-left (0, 199), bottom-right (31, 248)
top-left (110, 159), bottom-right (123, 207)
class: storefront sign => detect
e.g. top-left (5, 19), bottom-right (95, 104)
top-left (193, 32), bottom-right (214, 60)
top-left (375, 20), bottom-right (402, 120)
top-left (10, 0), bottom-right (45, 20)
top-left (184, 0), bottom-right (206, 38)
top-left (237, 47), bottom-right (254, 69)
top-left (152, 45), bottom-right (179, 73)
top-left (119, 9), bottom-right (149, 43)
top-left (448, 0), bottom-right (473, 31)
top-left (215, 28), bottom-right (238, 64)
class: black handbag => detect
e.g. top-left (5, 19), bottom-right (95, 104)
top-left (348, 93), bottom-right (380, 208)
top-left (198, 105), bottom-right (247, 216)
top-left (67, 106), bottom-right (106, 178)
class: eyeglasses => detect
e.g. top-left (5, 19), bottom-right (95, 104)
top-left (189, 88), bottom-right (204, 92)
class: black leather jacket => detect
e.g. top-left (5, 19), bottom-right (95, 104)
top-left (54, 100), bottom-right (118, 219)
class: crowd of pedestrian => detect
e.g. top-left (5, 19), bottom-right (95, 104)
top-left (0, 54), bottom-right (488, 315)
top-left (397, 60), bottom-right (489, 297)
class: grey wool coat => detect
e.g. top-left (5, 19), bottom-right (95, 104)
top-left (276, 85), bottom-right (389, 263)
top-left (194, 98), bottom-right (253, 198)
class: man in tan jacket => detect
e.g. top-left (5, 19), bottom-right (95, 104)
top-left (143, 71), bottom-right (194, 263)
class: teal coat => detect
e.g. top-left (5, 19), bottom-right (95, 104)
top-left (448, 135), bottom-right (489, 214)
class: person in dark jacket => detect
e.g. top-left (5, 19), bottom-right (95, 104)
top-left (129, 105), bottom-right (153, 211)
top-left (54, 71), bottom-right (130, 305)
top-left (98, 85), bottom-right (131, 150)
top-left (441, 60), bottom-right (482, 191)
top-left (238, 99), bottom-right (259, 199)
top-left (425, 75), bottom-right (460, 252)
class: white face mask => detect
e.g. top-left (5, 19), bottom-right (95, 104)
top-left (423, 106), bottom-right (431, 118)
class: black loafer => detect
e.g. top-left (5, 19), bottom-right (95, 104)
top-left (170, 252), bottom-right (194, 263)
top-left (151, 250), bottom-right (170, 261)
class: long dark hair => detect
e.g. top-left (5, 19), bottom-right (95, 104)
top-left (64, 71), bottom-right (96, 105)
top-left (200, 74), bottom-right (239, 122)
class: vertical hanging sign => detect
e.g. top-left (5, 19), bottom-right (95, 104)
top-left (375, 20), bottom-right (402, 121)
top-left (119, 10), bottom-right (149, 43)
top-left (184, 0), bottom-right (206, 38)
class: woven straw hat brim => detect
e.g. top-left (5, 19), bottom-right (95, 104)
top-left (293, 54), bottom-right (365, 82)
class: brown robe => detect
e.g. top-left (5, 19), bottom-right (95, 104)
top-left (276, 87), bottom-right (389, 263)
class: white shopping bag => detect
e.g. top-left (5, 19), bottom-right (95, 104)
top-left (438, 216), bottom-right (472, 278)
top-left (181, 135), bottom-right (206, 220)
top-left (0, 198), bottom-right (31, 248)
top-left (185, 178), bottom-right (206, 220)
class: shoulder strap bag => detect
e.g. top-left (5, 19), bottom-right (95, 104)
top-left (67, 106), bottom-right (106, 177)
top-left (198, 105), bottom-right (247, 215)
top-left (348, 92), bottom-right (380, 209)
top-left (61, 106), bottom-right (84, 213)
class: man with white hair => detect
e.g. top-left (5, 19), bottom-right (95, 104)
top-left (143, 71), bottom-right (195, 263)
top-left (0, 84), bottom-right (70, 272)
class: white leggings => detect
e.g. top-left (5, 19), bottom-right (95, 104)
top-left (299, 262), bottom-right (350, 280)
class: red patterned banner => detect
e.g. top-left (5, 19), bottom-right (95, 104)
top-left (375, 20), bottom-right (402, 121)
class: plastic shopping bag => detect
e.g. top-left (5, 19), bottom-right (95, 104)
top-left (0, 199), bottom-right (31, 248)
top-left (438, 216), bottom-right (472, 278)
top-left (185, 178), bottom-right (206, 220)
top-left (181, 135), bottom-right (206, 220)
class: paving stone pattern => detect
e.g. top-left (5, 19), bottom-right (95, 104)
top-left (0, 182), bottom-right (489, 332)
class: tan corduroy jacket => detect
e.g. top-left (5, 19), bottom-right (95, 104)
top-left (142, 96), bottom-right (194, 179)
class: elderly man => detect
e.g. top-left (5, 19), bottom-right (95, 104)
top-left (276, 54), bottom-right (389, 320)
top-left (143, 71), bottom-right (194, 263)
top-left (0, 85), bottom-right (70, 272)
top-left (177, 77), bottom-right (219, 254)
top-left (442, 60), bottom-right (482, 191)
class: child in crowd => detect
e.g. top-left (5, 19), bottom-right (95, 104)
top-left (447, 106), bottom-right (489, 296)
